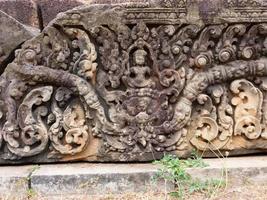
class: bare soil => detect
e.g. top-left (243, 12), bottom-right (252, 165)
top-left (2, 181), bottom-right (267, 200)
top-left (89, 183), bottom-right (267, 200)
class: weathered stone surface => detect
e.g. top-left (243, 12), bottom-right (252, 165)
top-left (31, 163), bottom-right (173, 196)
top-left (0, 165), bottom-right (32, 198)
top-left (188, 156), bottom-right (267, 185)
top-left (1, 157), bottom-right (267, 197)
top-left (0, 0), bottom-right (93, 27)
top-left (0, 10), bottom-right (38, 71)
top-left (36, 0), bottom-right (91, 27)
top-left (1, 0), bottom-right (267, 164)
top-left (0, 0), bottom-right (38, 27)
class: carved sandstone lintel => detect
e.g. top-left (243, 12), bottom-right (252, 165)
top-left (1, 1), bottom-right (267, 163)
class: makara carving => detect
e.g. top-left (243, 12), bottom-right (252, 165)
top-left (1, 0), bottom-right (267, 163)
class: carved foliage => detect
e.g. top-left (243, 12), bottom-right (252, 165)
top-left (93, 22), bottom-right (187, 154)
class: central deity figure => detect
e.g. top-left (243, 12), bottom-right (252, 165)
top-left (127, 49), bottom-right (153, 88)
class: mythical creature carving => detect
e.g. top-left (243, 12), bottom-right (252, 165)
top-left (1, 1), bottom-right (267, 163)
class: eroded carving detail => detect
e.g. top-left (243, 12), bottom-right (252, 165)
top-left (1, 2), bottom-right (267, 163)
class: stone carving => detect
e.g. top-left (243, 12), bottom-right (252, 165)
top-left (0, 11), bottom-right (38, 70)
top-left (231, 79), bottom-right (263, 140)
top-left (1, 0), bottom-right (267, 163)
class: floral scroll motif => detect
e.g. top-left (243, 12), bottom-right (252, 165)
top-left (231, 79), bottom-right (263, 139)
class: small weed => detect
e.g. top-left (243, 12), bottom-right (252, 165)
top-left (27, 188), bottom-right (37, 198)
top-left (153, 152), bottom-right (226, 199)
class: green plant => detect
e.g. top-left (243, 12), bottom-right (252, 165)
top-left (27, 188), bottom-right (37, 198)
top-left (153, 152), bottom-right (225, 199)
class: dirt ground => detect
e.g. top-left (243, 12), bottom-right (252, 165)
top-left (89, 184), bottom-right (267, 200)
top-left (1, 183), bottom-right (267, 200)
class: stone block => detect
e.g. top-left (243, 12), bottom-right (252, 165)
top-left (35, 0), bottom-right (91, 26)
top-left (31, 163), bottom-right (174, 196)
top-left (0, 0), bottom-right (38, 27)
top-left (0, 165), bottom-right (33, 199)
top-left (187, 156), bottom-right (267, 185)
top-left (0, 0), bottom-right (93, 27)
top-left (1, 0), bottom-right (267, 164)
top-left (0, 10), bottom-right (38, 71)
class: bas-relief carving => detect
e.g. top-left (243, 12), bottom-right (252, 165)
top-left (1, 0), bottom-right (267, 163)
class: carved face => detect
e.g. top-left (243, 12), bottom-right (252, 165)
top-left (133, 49), bottom-right (147, 65)
top-left (124, 96), bottom-right (151, 116)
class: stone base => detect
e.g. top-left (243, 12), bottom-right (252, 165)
top-left (30, 163), bottom-right (173, 196)
top-left (1, 156), bottom-right (267, 198)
